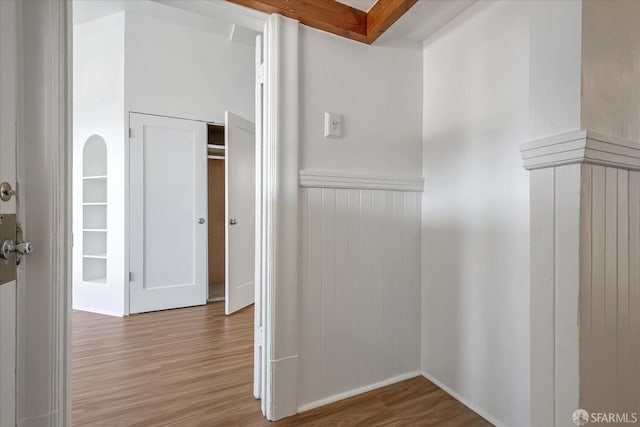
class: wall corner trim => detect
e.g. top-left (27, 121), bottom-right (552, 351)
top-left (298, 170), bottom-right (425, 192)
top-left (520, 129), bottom-right (640, 171)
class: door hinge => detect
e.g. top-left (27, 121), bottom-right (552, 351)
top-left (256, 63), bottom-right (264, 85)
top-left (129, 272), bottom-right (134, 282)
top-left (257, 325), bottom-right (264, 346)
top-left (129, 128), bottom-right (133, 138)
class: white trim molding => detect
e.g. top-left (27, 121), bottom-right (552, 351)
top-left (16, 0), bottom-right (72, 426)
top-left (299, 170), bottom-right (425, 192)
top-left (261, 13), bottom-right (300, 421)
top-left (521, 129), bottom-right (640, 171)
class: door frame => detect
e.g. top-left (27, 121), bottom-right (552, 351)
top-left (34, 1), bottom-right (301, 425)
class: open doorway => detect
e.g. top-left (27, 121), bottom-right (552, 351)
top-left (71, 1), bottom-right (264, 424)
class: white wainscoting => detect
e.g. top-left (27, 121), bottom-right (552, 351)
top-left (580, 164), bottom-right (640, 415)
top-left (523, 130), bottom-right (640, 424)
top-left (298, 171), bottom-right (422, 410)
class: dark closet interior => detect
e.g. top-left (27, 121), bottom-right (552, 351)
top-left (207, 124), bottom-right (225, 301)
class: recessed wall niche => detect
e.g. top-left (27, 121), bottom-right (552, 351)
top-left (82, 135), bottom-right (108, 283)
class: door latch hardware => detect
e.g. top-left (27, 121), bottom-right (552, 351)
top-left (0, 214), bottom-right (33, 286)
top-left (230, 218), bottom-right (238, 225)
top-left (0, 214), bottom-right (17, 285)
top-left (0, 182), bottom-right (16, 202)
top-left (15, 226), bottom-right (32, 265)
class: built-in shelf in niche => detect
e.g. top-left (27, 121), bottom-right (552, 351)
top-left (82, 135), bottom-right (108, 284)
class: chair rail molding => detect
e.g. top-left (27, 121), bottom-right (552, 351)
top-left (521, 128), bottom-right (640, 427)
top-left (521, 129), bottom-right (640, 171)
top-left (299, 170), bottom-right (424, 192)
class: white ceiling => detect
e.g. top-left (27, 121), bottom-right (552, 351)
top-left (335, 0), bottom-right (378, 12)
top-left (73, 0), bottom-right (267, 39)
top-left (377, 0), bottom-right (476, 46)
top-left (73, 0), bottom-right (476, 47)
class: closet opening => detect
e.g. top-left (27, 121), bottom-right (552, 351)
top-left (207, 123), bottom-right (226, 302)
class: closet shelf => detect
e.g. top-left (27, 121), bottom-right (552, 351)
top-left (207, 144), bottom-right (225, 150)
top-left (83, 175), bottom-right (107, 180)
top-left (83, 202), bottom-right (107, 206)
top-left (83, 228), bottom-right (107, 232)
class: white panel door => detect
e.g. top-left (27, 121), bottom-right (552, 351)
top-left (225, 111), bottom-right (256, 315)
top-left (129, 113), bottom-right (207, 314)
top-left (0, 1), bottom-right (18, 423)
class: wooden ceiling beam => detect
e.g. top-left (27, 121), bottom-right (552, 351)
top-left (366, 0), bottom-right (418, 43)
top-left (226, 0), bottom-right (417, 44)
top-left (226, 0), bottom-right (369, 43)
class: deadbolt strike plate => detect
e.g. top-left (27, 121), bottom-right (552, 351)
top-left (0, 213), bottom-right (17, 286)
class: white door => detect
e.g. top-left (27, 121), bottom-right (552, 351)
top-left (129, 113), bottom-right (207, 314)
top-left (0, 1), bottom-right (18, 423)
top-left (225, 111), bottom-right (256, 315)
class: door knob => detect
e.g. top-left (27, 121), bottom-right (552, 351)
top-left (0, 182), bottom-right (16, 202)
top-left (230, 218), bottom-right (237, 225)
top-left (198, 218), bottom-right (206, 224)
top-left (0, 239), bottom-right (33, 261)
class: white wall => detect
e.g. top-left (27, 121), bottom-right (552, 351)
top-left (297, 26), bottom-right (423, 409)
top-left (124, 13), bottom-right (255, 125)
top-left (528, 1), bottom-right (582, 140)
top-left (299, 26), bottom-right (422, 176)
top-left (421, 2), bottom-right (530, 426)
top-left (73, 12), bottom-right (126, 315)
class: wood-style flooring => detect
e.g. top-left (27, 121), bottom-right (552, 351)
top-left (73, 303), bottom-right (491, 426)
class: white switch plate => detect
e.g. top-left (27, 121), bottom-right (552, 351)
top-left (324, 112), bottom-right (342, 139)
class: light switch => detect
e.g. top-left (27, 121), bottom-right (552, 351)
top-left (324, 112), bottom-right (342, 139)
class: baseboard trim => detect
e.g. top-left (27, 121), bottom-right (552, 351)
top-left (297, 371), bottom-right (422, 413)
top-left (268, 354), bottom-right (299, 421)
top-left (421, 371), bottom-right (506, 427)
top-left (71, 306), bottom-right (124, 317)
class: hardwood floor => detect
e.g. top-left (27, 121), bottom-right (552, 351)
top-left (73, 303), bottom-right (491, 426)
